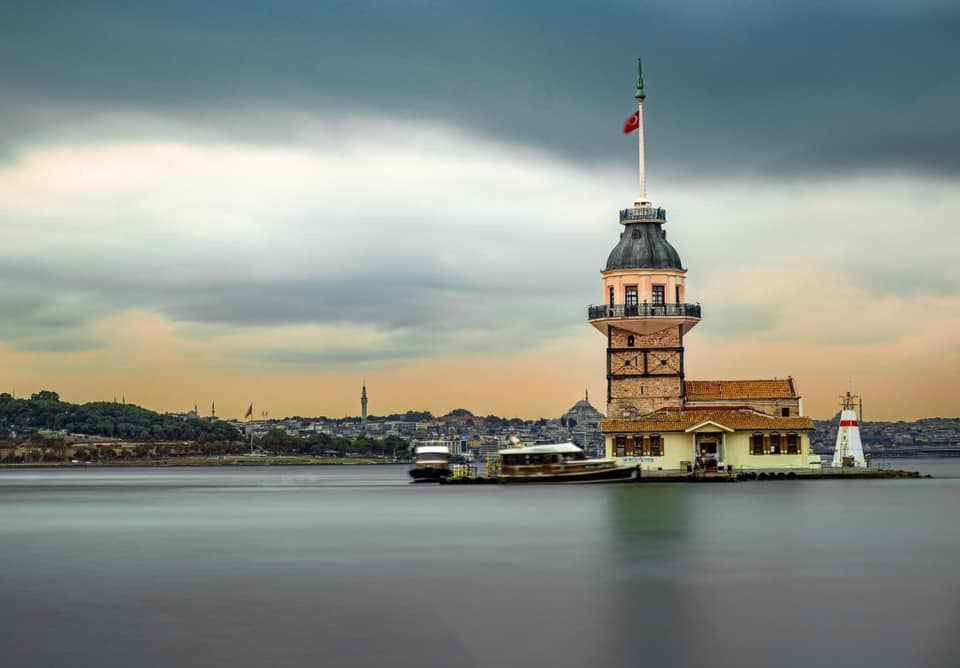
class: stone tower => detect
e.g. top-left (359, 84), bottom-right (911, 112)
top-left (587, 59), bottom-right (701, 419)
top-left (360, 383), bottom-right (368, 423)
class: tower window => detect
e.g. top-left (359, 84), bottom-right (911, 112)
top-left (627, 335), bottom-right (635, 347)
top-left (781, 407), bottom-right (790, 417)
top-left (652, 285), bottom-right (665, 305)
top-left (609, 286), bottom-right (614, 307)
top-left (631, 228), bottom-right (641, 239)
top-left (625, 286), bottom-right (638, 306)
top-left (675, 285), bottom-right (681, 303)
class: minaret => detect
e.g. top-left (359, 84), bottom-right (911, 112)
top-left (361, 383), bottom-right (368, 423)
top-left (211, 401), bottom-right (216, 418)
top-left (588, 59), bottom-right (701, 419)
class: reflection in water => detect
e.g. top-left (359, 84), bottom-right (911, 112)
top-left (0, 466), bottom-right (958, 668)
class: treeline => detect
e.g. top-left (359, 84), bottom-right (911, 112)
top-left (256, 430), bottom-right (410, 458)
top-left (0, 391), bottom-right (240, 442)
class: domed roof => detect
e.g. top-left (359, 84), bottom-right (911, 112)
top-left (605, 223), bottom-right (684, 271)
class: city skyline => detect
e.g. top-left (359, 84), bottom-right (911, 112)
top-left (2, 2), bottom-right (958, 421)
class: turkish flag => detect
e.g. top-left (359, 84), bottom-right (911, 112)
top-left (244, 403), bottom-right (253, 419)
top-left (623, 111), bottom-right (639, 134)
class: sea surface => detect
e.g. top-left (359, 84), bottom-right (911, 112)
top-left (1, 459), bottom-right (958, 668)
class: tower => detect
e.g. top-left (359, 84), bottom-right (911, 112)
top-left (588, 59), bottom-right (701, 418)
top-left (831, 392), bottom-right (866, 467)
top-left (361, 383), bottom-right (368, 423)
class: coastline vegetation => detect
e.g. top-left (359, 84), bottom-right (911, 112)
top-left (0, 391), bottom-right (411, 466)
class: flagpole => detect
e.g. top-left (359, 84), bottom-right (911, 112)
top-left (635, 57), bottom-right (648, 205)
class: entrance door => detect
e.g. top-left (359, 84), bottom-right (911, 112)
top-left (698, 441), bottom-right (719, 472)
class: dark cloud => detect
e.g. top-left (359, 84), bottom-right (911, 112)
top-left (1, 1), bottom-right (957, 176)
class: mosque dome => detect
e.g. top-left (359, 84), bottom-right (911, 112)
top-left (605, 223), bottom-right (684, 271)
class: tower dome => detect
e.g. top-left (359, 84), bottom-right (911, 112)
top-left (605, 222), bottom-right (684, 271)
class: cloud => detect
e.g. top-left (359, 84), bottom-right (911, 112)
top-left (1, 1), bottom-right (958, 176)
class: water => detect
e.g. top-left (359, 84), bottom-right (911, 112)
top-left (1, 461), bottom-right (958, 668)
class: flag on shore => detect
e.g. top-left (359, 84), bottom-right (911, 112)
top-left (243, 403), bottom-right (253, 419)
top-left (623, 111), bottom-right (639, 134)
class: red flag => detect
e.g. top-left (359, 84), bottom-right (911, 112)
top-left (622, 111), bottom-right (639, 134)
top-left (243, 403), bottom-right (253, 419)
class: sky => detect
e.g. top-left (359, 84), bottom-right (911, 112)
top-left (1, 0), bottom-right (958, 420)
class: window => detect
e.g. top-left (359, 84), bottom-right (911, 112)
top-left (770, 433), bottom-right (781, 454)
top-left (649, 434), bottom-right (662, 456)
top-left (675, 285), bottom-right (681, 303)
top-left (615, 436), bottom-right (626, 457)
top-left (609, 286), bottom-right (615, 308)
top-left (751, 434), bottom-right (764, 455)
top-left (787, 433), bottom-right (799, 454)
top-left (652, 285), bottom-right (665, 305)
top-left (625, 437), bottom-right (635, 457)
top-left (629, 407), bottom-right (637, 419)
top-left (781, 407), bottom-right (790, 417)
top-left (625, 286), bottom-right (638, 306)
top-left (627, 335), bottom-right (635, 347)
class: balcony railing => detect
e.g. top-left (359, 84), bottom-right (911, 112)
top-left (588, 303), bottom-right (701, 320)
top-left (620, 207), bottom-right (666, 222)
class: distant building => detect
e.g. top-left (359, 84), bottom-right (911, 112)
top-left (560, 390), bottom-right (605, 455)
top-left (361, 383), bottom-right (368, 423)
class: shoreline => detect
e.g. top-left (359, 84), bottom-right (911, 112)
top-left (0, 457), bottom-right (406, 468)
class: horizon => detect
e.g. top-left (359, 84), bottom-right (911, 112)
top-left (5, 387), bottom-right (957, 424)
top-left (2, 2), bottom-right (958, 422)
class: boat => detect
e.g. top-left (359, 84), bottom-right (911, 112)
top-left (497, 442), bottom-right (638, 483)
top-left (409, 444), bottom-right (453, 482)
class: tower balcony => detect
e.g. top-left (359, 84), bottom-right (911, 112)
top-left (620, 207), bottom-right (666, 223)
top-left (588, 302), bottom-right (701, 336)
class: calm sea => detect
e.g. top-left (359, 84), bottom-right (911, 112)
top-left (1, 459), bottom-right (958, 668)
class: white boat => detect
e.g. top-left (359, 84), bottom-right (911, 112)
top-left (497, 442), bottom-right (638, 483)
top-left (409, 444), bottom-right (452, 482)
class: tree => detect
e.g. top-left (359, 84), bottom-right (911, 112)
top-left (30, 390), bottom-right (60, 402)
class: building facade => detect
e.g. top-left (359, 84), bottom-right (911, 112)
top-left (587, 61), bottom-right (816, 473)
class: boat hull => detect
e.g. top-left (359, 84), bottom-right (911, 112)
top-left (499, 465), bottom-right (639, 484)
top-left (409, 466), bottom-right (452, 482)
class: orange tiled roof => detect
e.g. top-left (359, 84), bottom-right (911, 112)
top-left (602, 407), bottom-right (812, 434)
top-left (684, 378), bottom-right (797, 400)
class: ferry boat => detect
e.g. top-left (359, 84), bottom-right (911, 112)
top-left (497, 442), bottom-right (638, 483)
top-left (408, 444), bottom-right (453, 482)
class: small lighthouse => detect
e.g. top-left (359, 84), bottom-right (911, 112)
top-left (831, 392), bottom-right (867, 468)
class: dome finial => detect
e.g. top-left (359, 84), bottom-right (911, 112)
top-left (636, 57), bottom-right (645, 100)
